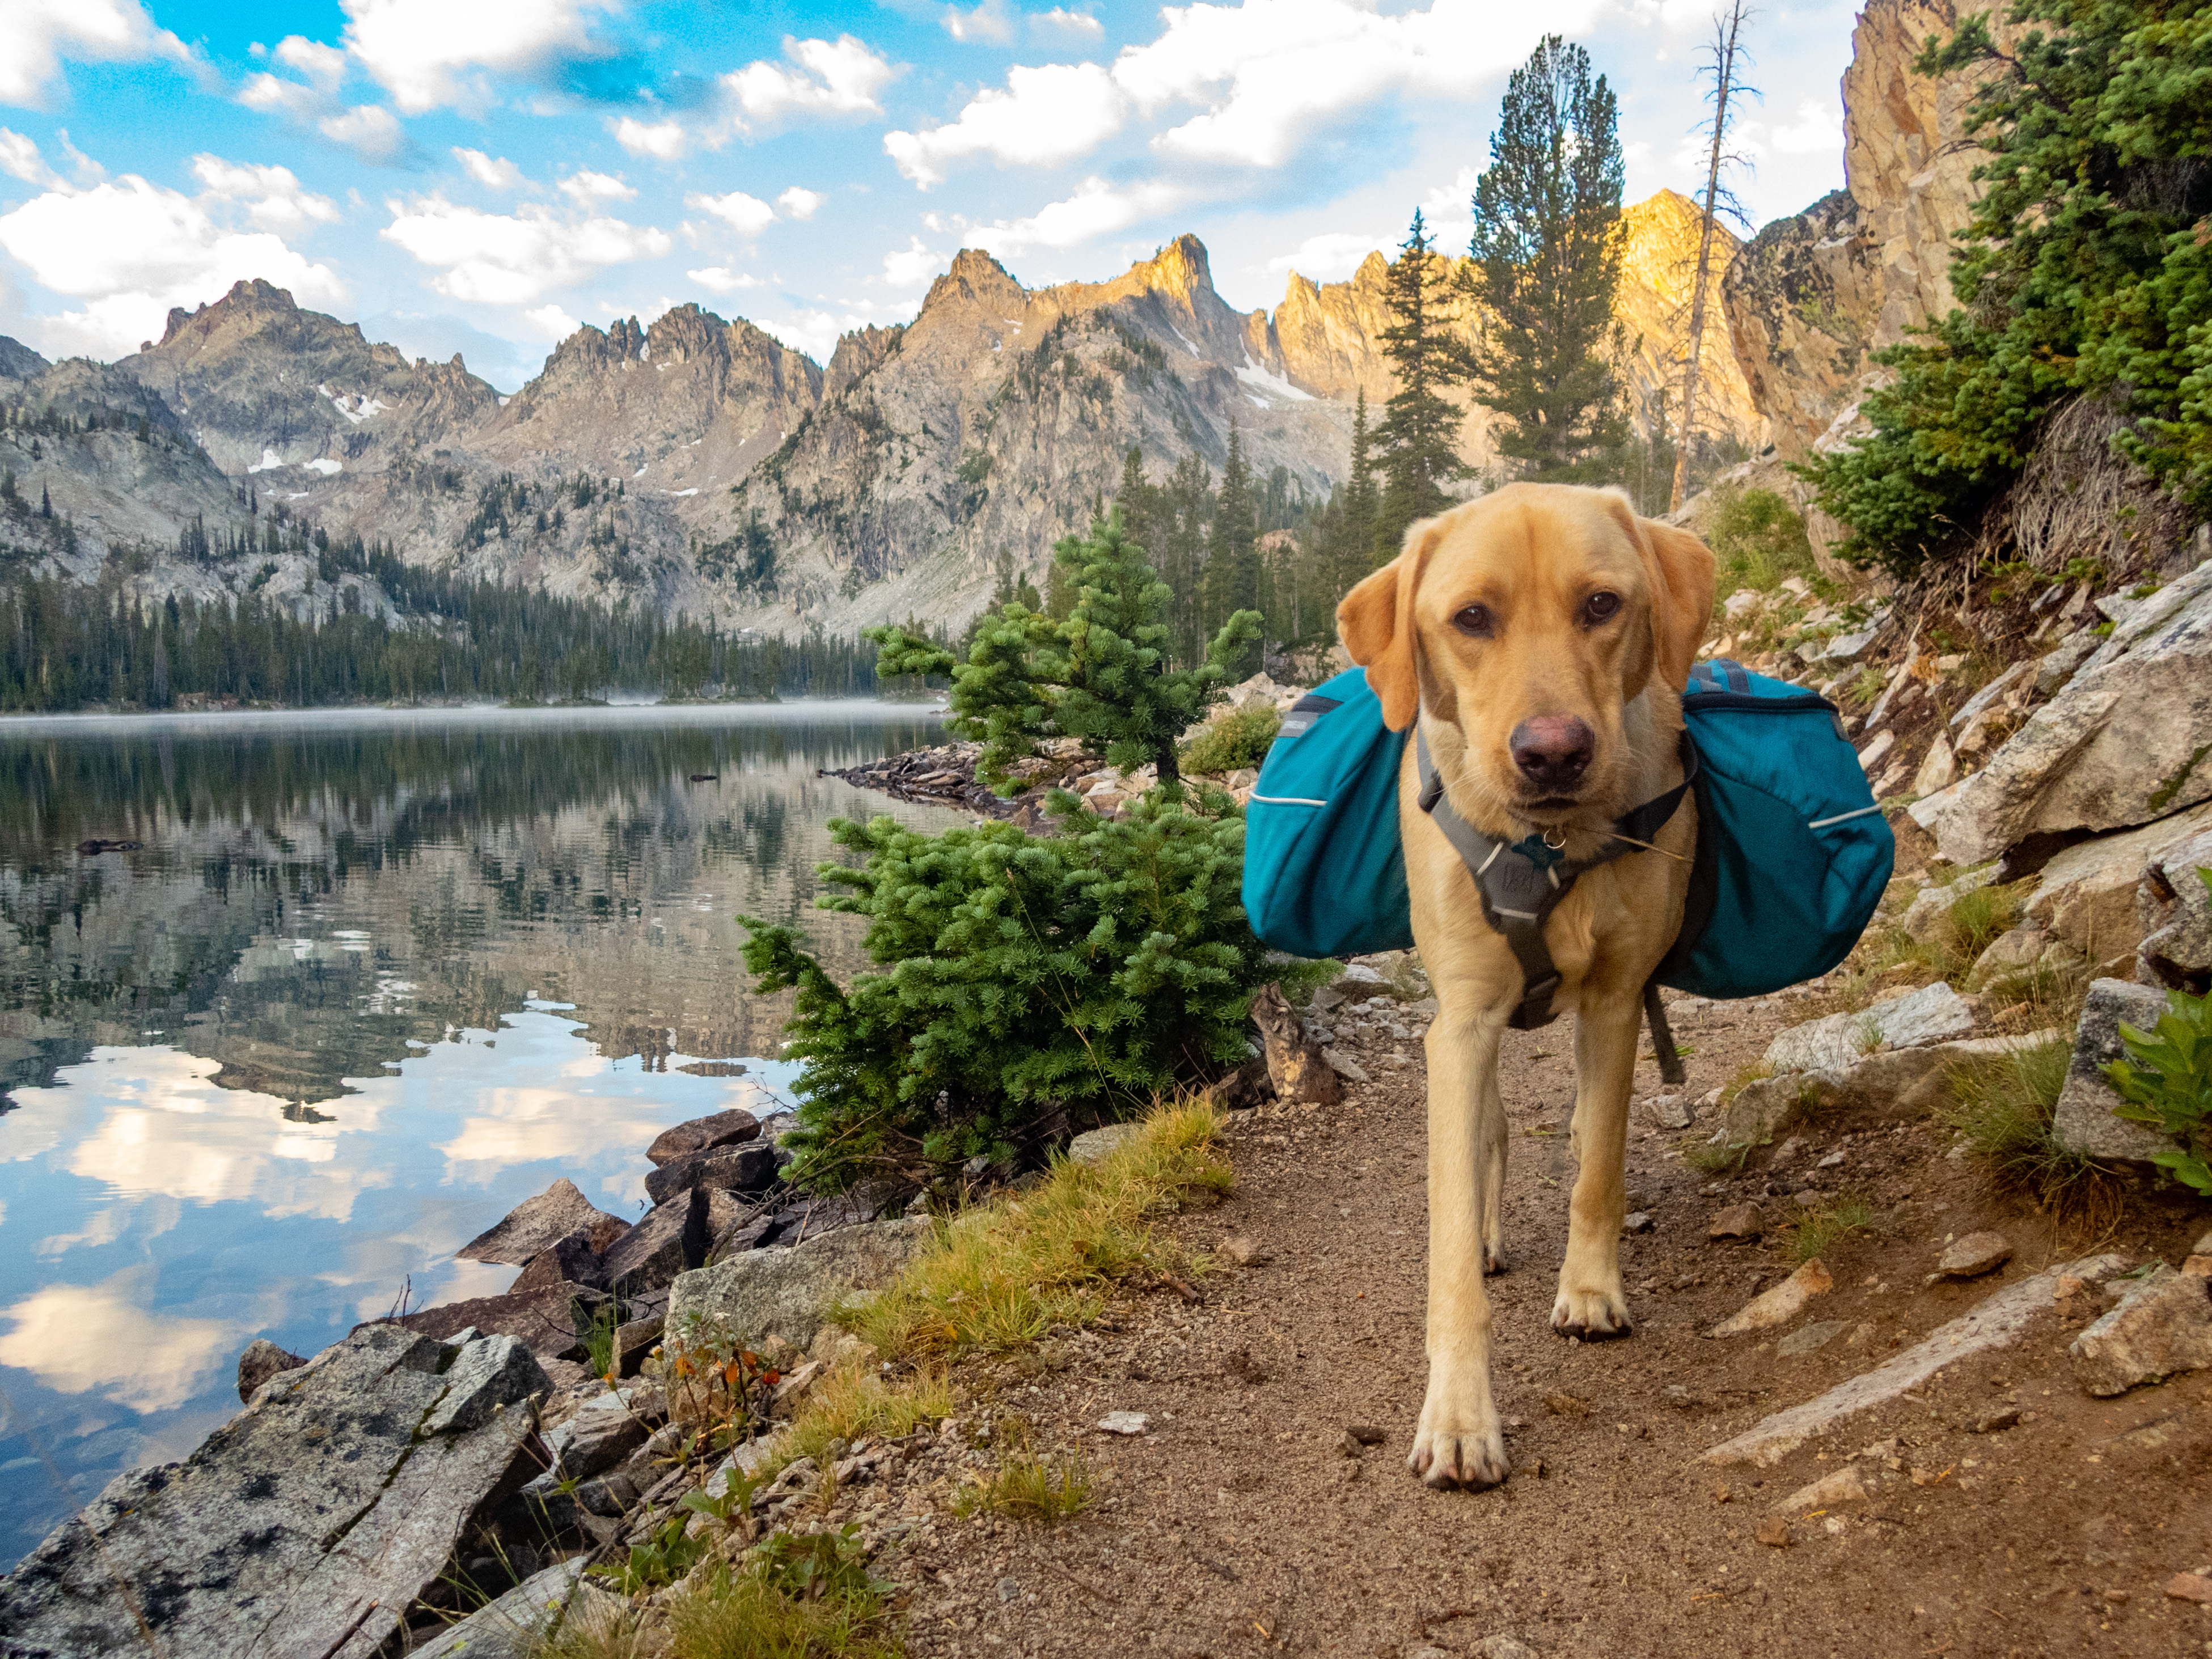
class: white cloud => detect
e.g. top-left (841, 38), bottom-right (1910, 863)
top-left (944, 0), bottom-right (1016, 43)
top-left (189, 156), bottom-right (341, 232)
top-left (340, 0), bottom-right (608, 115)
top-left (686, 265), bottom-right (759, 294)
top-left (964, 174), bottom-right (1181, 255)
top-left (0, 0), bottom-right (191, 108)
top-left (1035, 7), bottom-right (1105, 38)
top-left (613, 116), bottom-right (686, 159)
top-left (239, 31), bottom-right (412, 164)
top-left (1770, 97), bottom-right (1843, 157)
top-left (881, 236), bottom-right (943, 290)
top-left (558, 168), bottom-right (635, 204)
top-left (1111, 0), bottom-right (1601, 168)
top-left (1266, 229), bottom-right (1389, 281)
top-left (776, 186), bottom-right (826, 220)
top-left (687, 189), bottom-right (775, 236)
top-left (0, 166), bottom-right (349, 358)
top-left (0, 129), bottom-right (64, 189)
top-left (315, 104), bottom-right (411, 164)
top-left (453, 147), bottom-right (524, 189)
top-left (724, 35), bottom-right (896, 129)
top-left (885, 62), bottom-right (1126, 188)
top-left (523, 302), bottom-right (580, 337)
top-left (380, 193), bottom-right (671, 306)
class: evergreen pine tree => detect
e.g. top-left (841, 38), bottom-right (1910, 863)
top-left (1462, 35), bottom-right (1630, 482)
top-left (1339, 388), bottom-right (1382, 590)
top-left (39, 482), bottom-right (51, 520)
top-left (1371, 211), bottom-right (1468, 561)
top-left (1206, 425), bottom-right (1261, 671)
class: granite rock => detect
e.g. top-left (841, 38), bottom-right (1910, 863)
top-left (457, 1177), bottom-right (631, 1266)
top-left (2052, 978), bottom-right (2183, 1163)
top-left (645, 1108), bottom-right (762, 1167)
top-left (2070, 1268), bottom-right (2212, 1396)
top-left (236, 1337), bottom-right (306, 1403)
top-left (667, 1217), bottom-right (931, 1350)
top-left (642, 1141), bottom-right (781, 1207)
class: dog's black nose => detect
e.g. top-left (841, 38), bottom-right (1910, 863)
top-left (1509, 716), bottom-right (1594, 789)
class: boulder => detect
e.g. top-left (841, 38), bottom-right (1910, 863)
top-left (0, 1326), bottom-right (544, 1659)
top-left (602, 1186), bottom-right (709, 1295)
top-left (510, 1230), bottom-right (610, 1294)
top-left (412, 1560), bottom-right (587, 1659)
top-left (236, 1337), bottom-right (305, 1403)
top-left (424, 1334), bottom-right (550, 1435)
top-left (1249, 982), bottom-right (1345, 1107)
top-left (1898, 866), bottom-right (2002, 943)
top-left (1724, 1031), bottom-right (2058, 1148)
top-left (2052, 978), bottom-right (2183, 1163)
top-left (542, 1398), bottom-right (652, 1481)
top-left (400, 1283), bottom-right (611, 1366)
top-left (1913, 558), bottom-right (2212, 865)
top-left (1763, 982), bottom-right (1977, 1074)
top-left (2139, 827), bottom-right (2212, 989)
top-left (645, 1107), bottom-right (762, 1167)
top-left (2021, 801), bottom-right (2212, 964)
top-left (666, 1217), bottom-right (932, 1351)
top-left (642, 1140), bottom-right (781, 1207)
top-left (456, 1177), bottom-right (631, 1266)
top-left (2070, 1268), bottom-right (2212, 1396)
top-left (1068, 1122), bottom-right (1143, 1166)
top-left (1965, 925), bottom-right (2072, 996)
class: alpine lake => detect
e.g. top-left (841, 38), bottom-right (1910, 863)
top-left (0, 700), bottom-right (957, 1568)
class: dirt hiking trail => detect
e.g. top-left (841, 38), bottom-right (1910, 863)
top-left (880, 997), bottom-right (2212, 1659)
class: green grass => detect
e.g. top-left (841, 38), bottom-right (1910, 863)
top-left (775, 1365), bottom-right (954, 1479)
top-left (1178, 703), bottom-right (1281, 774)
top-left (1706, 486), bottom-right (1817, 611)
top-left (1788, 1196), bottom-right (1881, 1263)
top-left (841, 1098), bottom-right (1231, 1361)
top-left (664, 1559), bottom-right (902, 1659)
top-left (1937, 1038), bottom-right (2112, 1216)
top-left (952, 1445), bottom-right (1093, 1523)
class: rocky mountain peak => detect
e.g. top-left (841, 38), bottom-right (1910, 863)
top-left (1131, 234), bottom-right (1215, 304)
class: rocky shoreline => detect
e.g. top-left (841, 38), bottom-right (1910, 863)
top-left (0, 1104), bottom-right (934, 1657)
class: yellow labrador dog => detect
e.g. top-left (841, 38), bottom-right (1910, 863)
top-left (1338, 483), bottom-right (1714, 1489)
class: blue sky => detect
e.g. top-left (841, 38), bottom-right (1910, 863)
top-left (0, 1), bottom-right (1860, 391)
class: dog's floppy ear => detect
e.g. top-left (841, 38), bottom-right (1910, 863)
top-left (1337, 517), bottom-right (1441, 731)
top-left (1629, 514), bottom-right (1717, 695)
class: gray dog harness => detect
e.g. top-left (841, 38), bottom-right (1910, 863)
top-left (1414, 727), bottom-right (1697, 1069)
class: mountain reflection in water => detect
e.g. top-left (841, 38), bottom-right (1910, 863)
top-left (0, 702), bottom-right (953, 1568)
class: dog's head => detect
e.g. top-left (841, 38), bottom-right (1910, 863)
top-left (1338, 484), bottom-right (1715, 825)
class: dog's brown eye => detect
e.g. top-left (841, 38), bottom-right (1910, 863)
top-left (1583, 591), bottom-right (1621, 625)
top-left (1453, 604), bottom-right (1494, 638)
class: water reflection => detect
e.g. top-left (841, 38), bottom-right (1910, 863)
top-left (0, 703), bottom-right (953, 1567)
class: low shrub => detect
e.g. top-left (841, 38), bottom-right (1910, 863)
top-left (1706, 486), bottom-right (1816, 608)
top-left (741, 793), bottom-right (1320, 1187)
top-left (2106, 963), bottom-right (2212, 1197)
top-left (1940, 1038), bottom-right (2110, 1214)
top-left (1178, 704), bottom-right (1280, 775)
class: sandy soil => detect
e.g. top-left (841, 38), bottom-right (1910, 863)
top-left (863, 994), bottom-right (2212, 1659)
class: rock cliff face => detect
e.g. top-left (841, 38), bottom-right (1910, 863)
top-left (3, 192), bottom-right (1769, 638)
top-left (1723, 0), bottom-right (2024, 458)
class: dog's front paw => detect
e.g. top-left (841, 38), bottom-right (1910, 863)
top-left (1550, 1277), bottom-right (1632, 1340)
top-left (1407, 1383), bottom-right (1509, 1490)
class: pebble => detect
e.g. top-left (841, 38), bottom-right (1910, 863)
top-left (1816, 1151), bottom-right (1846, 1169)
top-left (996, 1576), bottom-right (1022, 1605)
top-left (1708, 1203), bottom-right (1764, 1241)
top-left (1970, 1406), bottom-right (2020, 1434)
top-left (1323, 1048), bottom-right (1371, 1084)
top-left (1472, 1640), bottom-right (1538, 1659)
top-left (1220, 1235), bottom-right (1272, 1267)
top-left (1338, 1430), bottom-right (1365, 1458)
top-left (1935, 1231), bottom-right (2014, 1279)
top-left (1755, 1514), bottom-right (1792, 1548)
top-left (1710, 1259), bottom-right (1835, 1338)
top-left (1647, 1094), bottom-right (1692, 1129)
top-left (1097, 1411), bottom-right (1152, 1435)
top-left (1776, 1319), bottom-right (1849, 1357)
top-left (1345, 1423), bottom-right (1387, 1445)
top-left (1770, 1465), bottom-right (1868, 1516)
top-left (1623, 1211), bottom-right (1654, 1234)
top-left (2166, 1573), bottom-right (2212, 1604)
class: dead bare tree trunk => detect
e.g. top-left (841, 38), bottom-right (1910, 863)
top-left (1670, 1), bottom-right (1756, 515)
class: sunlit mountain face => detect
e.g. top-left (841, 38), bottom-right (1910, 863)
top-left (0, 702), bottom-right (955, 1566)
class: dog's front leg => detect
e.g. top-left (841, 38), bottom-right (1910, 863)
top-left (1409, 1001), bottom-right (1511, 1489)
top-left (1553, 986), bottom-right (1640, 1338)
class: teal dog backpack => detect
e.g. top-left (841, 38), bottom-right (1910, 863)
top-left (1241, 660), bottom-right (1893, 1004)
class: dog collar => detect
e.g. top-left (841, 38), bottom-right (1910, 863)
top-left (1414, 727), bottom-right (1698, 1031)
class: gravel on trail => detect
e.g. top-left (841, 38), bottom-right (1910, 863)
top-left (875, 993), bottom-right (2212, 1659)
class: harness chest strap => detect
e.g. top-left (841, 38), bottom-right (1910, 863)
top-left (1414, 727), bottom-right (1698, 1034)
